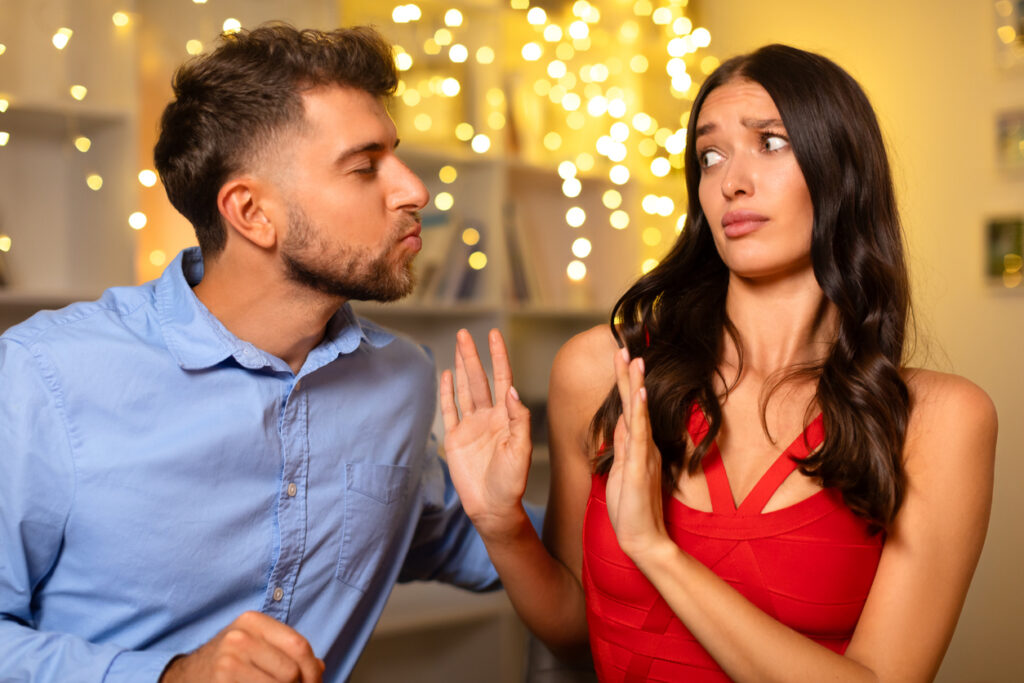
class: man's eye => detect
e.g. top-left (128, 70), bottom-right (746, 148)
top-left (699, 149), bottom-right (724, 168)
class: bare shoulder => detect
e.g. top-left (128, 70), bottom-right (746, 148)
top-left (550, 324), bottom-right (619, 399)
top-left (901, 367), bottom-right (997, 471)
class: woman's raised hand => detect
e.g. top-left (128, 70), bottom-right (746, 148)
top-left (440, 328), bottom-right (532, 539)
top-left (605, 347), bottom-right (672, 564)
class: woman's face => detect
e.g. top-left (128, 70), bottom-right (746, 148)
top-left (694, 79), bottom-right (815, 282)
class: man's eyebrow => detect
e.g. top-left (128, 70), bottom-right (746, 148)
top-left (335, 140), bottom-right (393, 164)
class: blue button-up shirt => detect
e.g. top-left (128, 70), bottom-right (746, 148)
top-left (0, 248), bottom-right (501, 682)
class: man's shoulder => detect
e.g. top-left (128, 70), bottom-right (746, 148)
top-left (2, 283), bottom-right (157, 351)
top-left (352, 313), bottom-right (435, 367)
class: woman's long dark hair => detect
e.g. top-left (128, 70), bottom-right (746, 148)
top-left (591, 44), bottom-right (911, 528)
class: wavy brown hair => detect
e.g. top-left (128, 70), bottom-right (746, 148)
top-left (591, 44), bottom-right (911, 528)
top-left (154, 23), bottom-right (397, 256)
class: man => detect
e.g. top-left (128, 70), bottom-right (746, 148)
top-left (0, 24), bottom-right (515, 682)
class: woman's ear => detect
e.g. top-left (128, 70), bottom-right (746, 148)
top-left (216, 176), bottom-right (278, 250)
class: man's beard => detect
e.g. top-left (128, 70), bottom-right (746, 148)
top-left (281, 204), bottom-right (416, 302)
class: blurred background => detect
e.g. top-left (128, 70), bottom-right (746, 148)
top-left (0, 0), bottom-right (1021, 680)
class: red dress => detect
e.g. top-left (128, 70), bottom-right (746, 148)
top-left (582, 409), bottom-right (884, 682)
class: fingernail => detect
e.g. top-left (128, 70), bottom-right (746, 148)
top-left (620, 347), bottom-right (629, 361)
top-left (637, 357), bottom-right (645, 373)
top-left (640, 387), bottom-right (647, 402)
top-left (510, 385), bottom-right (520, 401)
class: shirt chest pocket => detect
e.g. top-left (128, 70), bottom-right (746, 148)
top-left (336, 462), bottom-right (412, 591)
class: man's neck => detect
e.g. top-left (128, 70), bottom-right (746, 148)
top-left (193, 251), bottom-right (345, 374)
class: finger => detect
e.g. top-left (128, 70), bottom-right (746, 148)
top-left (457, 328), bottom-right (494, 408)
top-left (629, 383), bottom-right (652, 475)
top-left (239, 613), bottom-right (322, 683)
top-left (505, 385), bottom-right (532, 457)
top-left (439, 369), bottom-right (459, 433)
top-left (489, 329), bottom-right (514, 406)
top-left (454, 333), bottom-right (476, 413)
top-left (614, 346), bottom-right (632, 425)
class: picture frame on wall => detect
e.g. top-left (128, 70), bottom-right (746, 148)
top-left (986, 216), bottom-right (1023, 289)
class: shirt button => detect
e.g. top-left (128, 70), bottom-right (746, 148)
top-left (273, 587), bottom-right (284, 601)
top-left (287, 482), bottom-right (297, 497)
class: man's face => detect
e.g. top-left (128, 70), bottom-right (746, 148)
top-left (274, 86), bottom-right (429, 301)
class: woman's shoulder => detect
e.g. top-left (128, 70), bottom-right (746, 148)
top-left (901, 367), bottom-right (997, 469)
top-left (551, 324), bottom-right (619, 387)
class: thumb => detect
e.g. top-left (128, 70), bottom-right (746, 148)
top-left (505, 386), bottom-right (532, 451)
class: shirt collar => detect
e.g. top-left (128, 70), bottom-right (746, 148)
top-left (156, 247), bottom-right (394, 373)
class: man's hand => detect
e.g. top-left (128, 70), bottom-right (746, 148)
top-left (440, 328), bottom-right (532, 540)
top-left (161, 611), bottom-right (324, 683)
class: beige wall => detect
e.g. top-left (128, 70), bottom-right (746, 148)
top-left (699, 1), bottom-right (1023, 680)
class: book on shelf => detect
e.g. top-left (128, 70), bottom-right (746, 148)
top-left (414, 209), bottom-right (460, 303)
top-left (502, 201), bottom-right (551, 308)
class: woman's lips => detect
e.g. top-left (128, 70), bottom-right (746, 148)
top-left (721, 210), bottom-right (768, 238)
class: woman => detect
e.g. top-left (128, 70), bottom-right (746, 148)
top-left (440, 44), bottom-right (996, 682)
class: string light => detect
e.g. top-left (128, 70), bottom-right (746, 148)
top-left (52, 28), bottom-right (73, 50)
top-left (222, 18), bottom-right (241, 34)
top-left (434, 192), bottom-right (454, 211)
top-left (444, 9), bottom-right (463, 27)
top-left (566, 207), bottom-right (586, 227)
top-left (571, 237), bottom-right (592, 258)
top-left (0, 44), bottom-right (6, 56)
top-left (138, 169), bottom-right (158, 187)
top-left (112, 12), bottom-right (131, 27)
top-left (86, 174), bottom-right (103, 190)
top-left (186, 39), bottom-right (203, 55)
top-left (74, 136), bottom-right (91, 152)
top-left (149, 249), bottom-right (167, 266)
top-left (0, 131), bottom-right (9, 146)
top-left (470, 133), bottom-right (491, 153)
top-left (128, 212), bottom-right (147, 230)
top-left (468, 251), bottom-right (488, 270)
top-left (439, 165), bottom-right (458, 183)
top-left (0, 235), bottom-right (11, 252)
top-left (0, 98), bottom-right (6, 113)
top-left (567, 260), bottom-right (587, 281)
top-left (641, 258), bottom-right (659, 274)
top-left (462, 228), bottom-right (480, 246)
top-left (69, 85), bottom-right (88, 101)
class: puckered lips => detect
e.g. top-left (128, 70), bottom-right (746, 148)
top-left (721, 209), bottom-right (769, 238)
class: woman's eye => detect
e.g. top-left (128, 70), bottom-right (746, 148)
top-left (764, 134), bottom-right (789, 152)
top-left (700, 149), bottom-right (724, 168)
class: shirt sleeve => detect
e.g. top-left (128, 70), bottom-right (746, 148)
top-left (397, 434), bottom-right (544, 590)
top-left (0, 338), bottom-right (179, 682)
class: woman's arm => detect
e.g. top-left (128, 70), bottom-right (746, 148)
top-left (440, 326), bottom-right (617, 655)
top-left (608, 354), bottom-right (996, 682)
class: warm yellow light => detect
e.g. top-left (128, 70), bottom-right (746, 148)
top-left (522, 42), bottom-right (542, 61)
top-left (567, 260), bottom-right (587, 281)
top-left (657, 197), bottom-right (675, 216)
top-left (667, 57), bottom-right (687, 79)
top-left (455, 122), bottom-right (474, 141)
top-left (1005, 253), bottom-right (1023, 273)
top-left (610, 165), bottom-right (630, 185)
top-left (672, 74), bottom-right (693, 95)
top-left (547, 60), bottom-right (567, 79)
top-left (511, 0), bottom-right (529, 8)
top-left (462, 227), bottom-right (480, 246)
top-left (138, 169), bottom-right (158, 187)
top-left (641, 258), bottom-right (659, 274)
top-left (435, 192), bottom-right (454, 211)
top-left (641, 194), bottom-right (659, 215)
top-left (69, 85), bottom-right (88, 101)
top-left (566, 207), bottom-right (586, 227)
top-left (673, 17), bottom-right (693, 35)
top-left (602, 189), bottom-right (622, 209)
top-left (393, 5), bottom-right (423, 23)
top-left (568, 20), bottom-right (589, 40)
top-left (471, 134), bottom-right (491, 153)
top-left (129, 211), bottom-right (147, 229)
top-left (572, 237), bottom-right (592, 258)
top-left (402, 89), bottom-right (421, 106)
top-left (544, 25), bottom-right (563, 42)
top-left (527, 7), bottom-right (547, 24)
top-left (562, 177), bottom-right (582, 197)
top-left (610, 122), bottom-right (630, 143)
top-left (639, 138), bottom-right (658, 157)
top-left (556, 43), bottom-right (575, 61)
top-left (486, 88), bottom-right (505, 107)
top-left (149, 249), bottom-right (167, 266)
top-left (692, 28), bottom-right (712, 48)
top-left (533, 79), bottom-right (552, 96)
top-left (439, 165), bottom-right (457, 184)
top-left (567, 112), bottom-right (586, 130)
top-left (576, 153), bottom-right (595, 172)
top-left (701, 56), bottom-right (721, 74)
top-left (444, 9), bottom-right (463, 27)
top-left (186, 39), bottom-right (203, 55)
top-left (630, 54), bottom-right (649, 74)
top-left (558, 162), bottom-right (577, 180)
top-left (395, 52), bottom-right (413, 70)
top-left (112, 12), bottom-right (131, 27)
top-left (997, 0), bottom-right (1013, 16)
top-left (86, 174), bottom-right (103, 190)
top-left (652, 7), bottom-right (673, 24)
top-left (0, 235), bottom-right (11, 252)
top-left (0, 131), bottom-right (8, 146)
top-left (468, 251), bottom-right (488, 270)
top-left (476, 46), bottom-right (495, 64)
top-left (441, 77), bottom-right (461, 96)
top-left (561, 92), bottom-right (581, 112)
top-left (665, 131), bottom-right (686, 154)
top-left (586, 96), bottom-right (607, 117)
top-left (434, 29), bottom-right (453, 47)
top-left (72, 135), bottom-right (91, 152)
top-left (414, 113), bottom-right (432, 131)
top-left (222, 18), bottom-right (242, 34)
top-left (52, 28), bottom-right (73, 50)
top-left (449, 44), bottom-right (468, 63)
top-left (998, 25), bottom-right (1017, 44)
top-left (676, 214), bottom-right (687, 233)
top-left (642, 227), bottom-right (662, 246)
top-left (0, 44), bottom-right (6, 56)
top-left (651, 157), bottom-right (671, 177)
top-left (610, 210), bottom-right (630, 230)
top-left (192, 0), bottom-right (208, 3)
top-left (424, 39), bottom-right (441, 55)
top-left (487, 112), bottom-right (506, 130)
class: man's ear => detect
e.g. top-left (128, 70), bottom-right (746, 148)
top-left (216, 176), bottom-right (278, 249)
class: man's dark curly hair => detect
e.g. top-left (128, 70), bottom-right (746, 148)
top-left (153, 23), bottom-right (397, 256)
